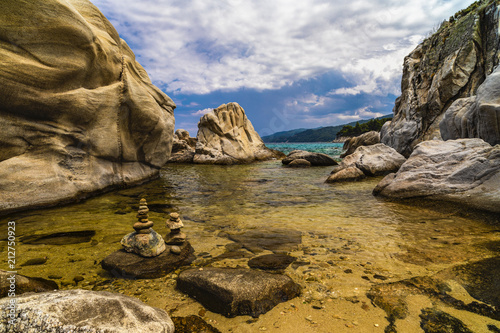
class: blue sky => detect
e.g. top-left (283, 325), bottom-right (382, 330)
top-left (91, 0), bottom-right (474, 136)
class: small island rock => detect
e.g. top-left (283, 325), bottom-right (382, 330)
top-left (282, 150), bottom-right (337, 166)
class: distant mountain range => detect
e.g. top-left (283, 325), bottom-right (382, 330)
top-left (261, 114), bottom-right (392, 143)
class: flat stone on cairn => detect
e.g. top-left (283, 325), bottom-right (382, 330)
top-left (165, 212), bottom-right (186, 246)
top-left (120, 198), bottom-right (166, 257)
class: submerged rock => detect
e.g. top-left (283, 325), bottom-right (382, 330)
top-left (341, 131), bottom-right (380, 158)
top-left (194, 103), bottom-right (283, 164)
top-left (20, 230), bottom-right (96, 245)
top-left (177, 267), bottom-right (300, 317)
top-left (282, 150), bottom-right (337, 166)
top-left (101, 242), bottom-right (194, 279)
top-left (0, 289), bottom-right (174, 333)
top-left (326, 144), bottom-right (406, 183)
top-left (172, 315), bottom-right (221, 333)
top-left (0, 0), bottom-right (175, 215)
top-left (0, 270), bottom-right (58, 298)
top-left (374, 139), bottom-right (500, 213)
top-left (225, 229), bottom-right (302, 254)
top-left (248, 253), bottom-right (297, 271)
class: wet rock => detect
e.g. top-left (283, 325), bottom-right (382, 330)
top-left (341, 131), bottom-right (380, 158)
top-left (171, 315), bottom-right (221, 333)
top-left (101, 241), bottom-right (195, 279)
top-left (170, 246), bottom-right (182, 255)
top-left (177, 267), bottom-right (300, 317)
top-left (226, 229), bottom-right (302, 254)
top-left (420, 308), bottom-right (473, 333)
top-left (0, 289), bottom-right (174, 332)
top-left (20, 230), bottom-right (96, 245)
top-left (20, 257), bottom-right (47, 266)
top-left (374, 139), bottom-right (500, 214)
top-left (326, 166), bottom-right (366, 183)
top-left (282, 150), bottom-right (338, 166)
top-left (0, 270), bottom-right (58, 298)
top-left (287, 159), bottom-right (312, 168)
top-left (248, 254), bottom-right (297, 271)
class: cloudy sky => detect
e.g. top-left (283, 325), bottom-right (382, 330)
top-left (92, 0), bottom-right (474, 136)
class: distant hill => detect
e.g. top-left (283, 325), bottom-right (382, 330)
top-left (262, 114), bottom-right (392, 143)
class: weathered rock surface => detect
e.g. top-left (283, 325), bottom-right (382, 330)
top-left (374, 139), bottom-right (500, 213)
top-left (194, 103), bottom-right (283, 164)
top-left (101, 242), bottom-right (194, 279)
top-left (172, 315), bottom-right (221, 333)
top-left (120, 229), bottom-right (166, 257)
top-left (168, 129), bottom-right (197, 163)
top-left (0, 270), bottom-right (58, 298)
top-left (0, 289), bottom-right (174, 333)
top-left (440, 65), bottom-right (500, 145)
top-left (282, 150), bottom-right (338, 166)
top-left (0, 0), bottom-right (175, 214)
top-left (326, 144), bottom-right (406, 183)
top-left (381, 1), bottom-right (500, 156)
top-left (340, 131), bottom-right (380, 158)
top-left (287, 158), bottom-right (311, 168)
top-left (177, 267), bottom-right (300, 317)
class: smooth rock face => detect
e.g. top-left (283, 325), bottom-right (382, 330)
top-left (282, 150), bottom-right (338, 166)
top-left (120, 229), bottom-right (166, 257)
top-left (168, 129), bottom-right (197, 163)
top-left (381, 2), bottom-right (500, 157)
top-left (177, 267), bottom-right (301, 317)
top-left (194, 103), bottom-right (283, 164)
top-left (0, 270), bottom-right (58, 298)
top-left (102, 242), bottom-right (195, 279)
top-left (0, 289), bottom-right (174, 333)
top-left (0, 0), bottom-right (175, 214)
top-left (374, 139), bottom-right (500, 213)
top-left (440, 66), bottom-right (500, 145)
top-left (341, 131), bottom-right (380, 158)
top-left (326, 144), bottom-right (406, 183)
top-left (287, 158), bottom-right (312, 168)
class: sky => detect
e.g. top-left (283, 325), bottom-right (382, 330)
top-left (91, 0), bottom-right (474, 136)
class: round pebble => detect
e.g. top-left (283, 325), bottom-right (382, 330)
top-left (170, 246), bottom-right (181, 254)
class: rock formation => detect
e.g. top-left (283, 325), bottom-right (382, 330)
top-left (381, 1), bottom-right (500, 156)
top-left (0, 289), bottom-right (174, 332)
top-left (194, 103), bottom-right (284, 164)
top-left (121, 198), bottom-right (166, 257)
top-left (177, 267), bottom-right (300, 317)
top-left (282, 150), bottom-right (338, 166)
top-left (341, 131), bottom-right (380, 158)
top-left (0, 0), bottom-right (175, 214)
top-left (0, 270), bottom-right (58, 298)
top-left (440, 65), bottom-right (500, 145)
top-left (326, 144), bottom-right (406, 183)
top-left (373, 139), bottom-right (500, 213)
top-left (165, 212), bottom-right (186, 245)
top-left (168, 129), bottom-right (197, 163)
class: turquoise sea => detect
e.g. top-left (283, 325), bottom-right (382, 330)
top-left (266, 142), bottom-right (344, 157)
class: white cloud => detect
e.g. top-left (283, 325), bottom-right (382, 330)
top-left (92, 0), bottom-right (473, 95)
top-left (191, 108), bottom-right (213, 116)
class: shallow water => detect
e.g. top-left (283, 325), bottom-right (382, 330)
top-left (1, 158), bottom-right (500, 332)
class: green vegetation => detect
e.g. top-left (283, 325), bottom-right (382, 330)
top-left (449, 0), bottom-right (492, 23)
top-left (336, 118), bottom-right (392, 139)
top-left (261, 115), bottom-right (392, 143)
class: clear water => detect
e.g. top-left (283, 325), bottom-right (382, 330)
top-left (267, 142), bottom-right (343, 157)
top-left (1, 143), bottom-right (499, 332)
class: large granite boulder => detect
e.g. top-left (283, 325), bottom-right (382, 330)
top-left (177, 267), bottom-right (300, 318)
top-left (381, 2), bottom-right (500, 157)
top-left (0, 0), bottom-right (175, 214)
top-left (440, 65), bottom-right (500, 145)
top-left (282, 150), bottom-right (338, 166)
top-left (326, 144), bottom-right (406, 183)
top-left (340, 131), bottom-right (380, 158)
top-left (0, 289), bottom-right (174, 333)
top-left (374, 139), bottom-right (500, 213)
top-left (168, 129), bottom-right (197, 163)
top-left (194, 103), bottom-right (284, 164)
top-left (0, 270), bottom-right (58, 298)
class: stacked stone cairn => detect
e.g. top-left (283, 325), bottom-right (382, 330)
top-left (120, 198), bottom-right (166, 257)
top-left (165, 213), bottom-right (186, 247)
